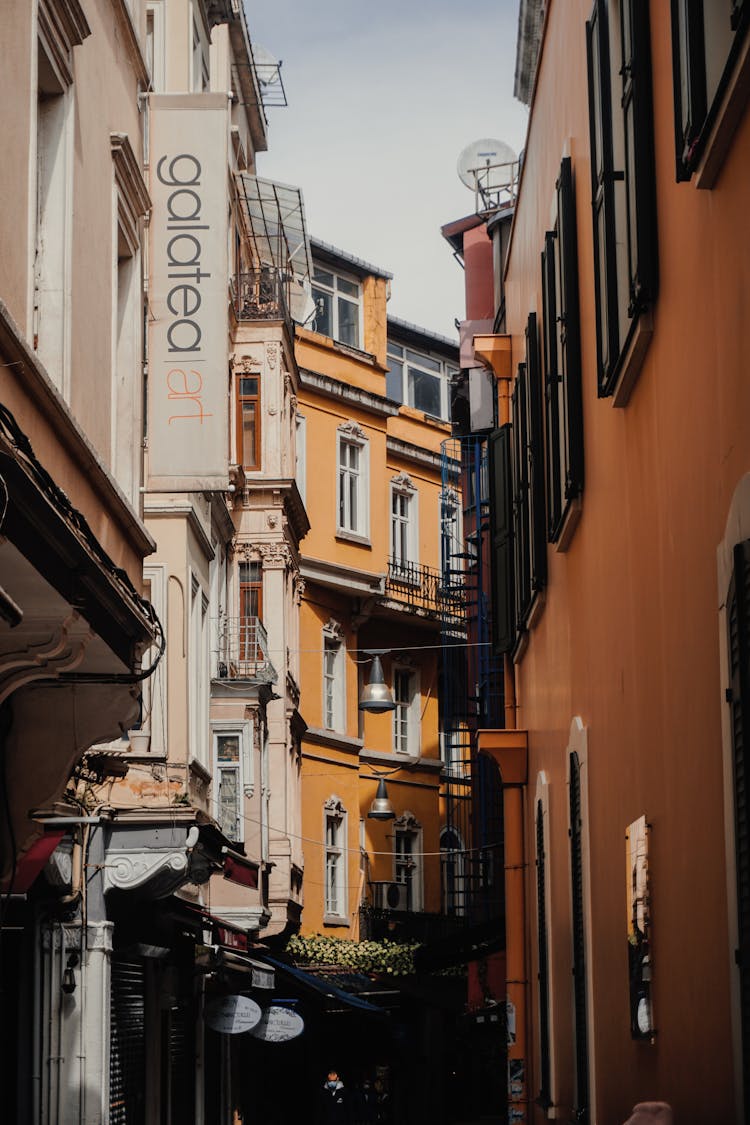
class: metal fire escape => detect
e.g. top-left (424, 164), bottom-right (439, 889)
top-left (439, 436), bottom-right (504, 925)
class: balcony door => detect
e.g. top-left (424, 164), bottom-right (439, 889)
top-left (239, 561), bottom-right (262, 666)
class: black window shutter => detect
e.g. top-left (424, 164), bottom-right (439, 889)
top-left (732, 0), bottom-right (748, 32)
top-left (670, 0), bottom-right (707, 180)
top-left (536, 800), bottom-right (552, 1109)
top-left (557, 156), bottom-right (584, 505)
top-left (569, 752), bottom-right (590, 1124)
top-left (542, 235), bottom-right (562, 539)
top-left (512, 369), bottom-right (531, 628)
top-left (488, 425), bottom-right (515, 654)
top-left (727, 541), bottom-right (750, 1113)
top-left (526, 313), bottom-right (547, 593)
top-left (586, 0), bottom-right (620, 395)
top-left (620, 0), bottom-right (659, 314)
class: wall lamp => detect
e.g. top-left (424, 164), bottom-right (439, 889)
top-left (358, 654), bottom-right (395, 713)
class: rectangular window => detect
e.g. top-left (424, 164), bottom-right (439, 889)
top-left (671, 1), bottom-right (748, 181)
top-left (391, 491), bottom-right (411, 570)
top-left (217, 733), bottom-right (241, 842)
top-left (394, 827), bottom-right (421, 912)
top-left (536, 800), bottom-right (552, 1109)
top-left (312, 265), bottom-right (361, 348)
top-left (393, 667), bottom-right (419, 755)
top-left (337, 432), bottom-right (369, 538)
top-left (189, 577), bottom-right (209, 767)
top-left (324, 807), bottom-right (346, 918)
top-left (323, 635), bottom-right (345, 732)
top-left (191, 13), bottom-right (209, 92)
top-left (587, 0), bottom-right (658, 397)
top-left (239, 561), bottom-right (262, 665)
top-left (488, 424), bottom-right (515, 655)
top-left (237, 375), bottom-right (261, 469)
top-left (295, 413), bottom-right (306, 503)
top-left (386, 340), bottom-right (455, 421)
top-left (541, 157), bottom-right (584, 542)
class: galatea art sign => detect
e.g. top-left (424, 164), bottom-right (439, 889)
top-left (148, 94), bottom-right (229, 490)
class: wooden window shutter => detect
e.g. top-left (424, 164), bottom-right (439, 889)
top-left (557, 157), bottom-right (584, 505)
top-left (569, 752), bottom-right (590, 1124)
top-left (620, 0), bottom-right (659, 315)
top-left (526, 313), bottom-right (547, 593)
top-left (586, 0), bottom-right (620, 395)
top-left (727, 540), bottom-right (750, 1111)
top-left (512, 368), bottom-right (531, 628)
top-left (489, 425), bottom-right (515, 654)
top-left (542, 233), bottom-right (562, 539)
top-left (536, 800), bottom-right (552, 1109)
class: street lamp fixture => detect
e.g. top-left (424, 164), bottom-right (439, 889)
top-left (358, 654), bottom-right (395, 713)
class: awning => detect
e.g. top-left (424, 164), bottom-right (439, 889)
top-left (0, 830), bottom-right (64, 895)
top-left (222, 848), bottom-right (259, 890)
top-left (235, 174), bottom-right (311, 283)
top-left (412, 916), bottom-right (505, 973)
top-left (261, 956), bottom-right (388, 1018)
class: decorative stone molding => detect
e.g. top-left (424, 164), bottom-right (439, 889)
top-left (266, 343), bottom-right (279, 370)
top-left (38, 0), bottom-right (90, 87)
top-left (267, 513), bottom-right (279, 528)
top-left (394, 810), bottom-right (421, 831)
top-left (324, 795), bottom-right (346, 816)
top-left (240, 355), bottom-right (260, 373)
top-left (284, 374), bottom-right (298, 413)
top-left (391, 471), bottom-right (415, 493)
top-left (294, 577), bottom-right (306, 606)
top-left (338, 420), bottom-right (367, 442)
top-left (111, 133), bottom-right (151, 256)
top-left (257, 542), bottom-right (292, 567)
top-left (322, 618), bottom-right (345, 642)
top-left (104, 848), bottom-right (189, 897)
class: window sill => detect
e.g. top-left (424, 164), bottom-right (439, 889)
top-left (323, 915), bottom-right (349, 927)
top-left (611, 309), bottom-right (654, 408)
top-left (335, 529), bottom-right (371, 548)
top-left (554, 496), bottom-right (582, 554)
top-left (695, 28), bottom-right (750, 189)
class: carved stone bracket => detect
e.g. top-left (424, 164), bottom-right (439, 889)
top-left (338, 420), bottom-right (367, 442)
top-left (391, 471), bottom-right (415, 493)
top-left (104, 847), bottom-right (189, 898)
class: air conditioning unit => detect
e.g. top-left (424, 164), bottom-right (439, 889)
top-left (370, 880), bottom-right (408, 912)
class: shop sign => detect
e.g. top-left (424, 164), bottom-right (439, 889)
top-left (249, 1005), bottom-right (305, 1043)
top-left (205, 994), bottom-right (261, 1035)
top-left (148, 93), bottom-right (229, 490)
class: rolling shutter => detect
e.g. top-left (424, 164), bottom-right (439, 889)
top-left (109, 956), bottom-right (146, 1125)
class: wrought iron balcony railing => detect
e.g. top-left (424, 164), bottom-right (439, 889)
top-left (212, 616), bottom-right (276, 683)
top-left (383, 558), bottom-right (465, 618)
top-left (233, 266), bottom-right (290, 325)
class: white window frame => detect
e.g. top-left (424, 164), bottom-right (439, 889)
top-left (191, 3), bottom-right (210, 92)
top-left (142, 565), bottom-right (167, 755)
top-left (386, 340), bottom-right (458, 421)
top-left (324, 796), bottom-right (348, 922)
top-left (189, 574), bottom-right (210, 769)
top-left (393, 812), bottom-right (423, 912)
top-left (440, 825), bottom-right (466, 917)
top-left (336, 422), bottom-right (369, 542)
top-left (440, 486), bottom-right (463, 587)
top-left (145, 1), bottom-right (166, 92)
top-left (311, 263), bottom-right (362, 348)
top-left (212, 719), bottom-right (253, 844)
top-left (322, 619), bottom-right (346, 732)
top-left (392, 663), bottom-right (420, 756)
top-left (390, 473), bottom-right (419, 574)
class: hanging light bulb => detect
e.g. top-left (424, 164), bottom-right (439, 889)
top-left (358, 655), bottom-right (395, 713)
top-left (367, 778), bottom-right (395, 820)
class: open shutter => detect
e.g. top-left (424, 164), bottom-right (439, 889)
top-left (727, 541), bottom-right (750, 1113)
top-left (732, 0), bottom-right (748, 31)
top-left (620, 0), bottom-right (659, 314)
top-left (586, 0), bottom-right (620, 395)
top-left (488, 425), bottom-right (515, 654)
top-left (542, 234), bottom-right (562, 538)
top-left (512, 369), bottom-right (531, 627)
top-left (557, 157), bottom-right (584, 504)
top-left (670, 0), bottom-right (707, 179)
top-left (569, 752), bottom-right (590, 1124)
top-left (526, 313), bottom-right (547, 593)
top-left (536, 800), bottom-right (552, 1109)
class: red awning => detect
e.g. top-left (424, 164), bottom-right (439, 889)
top-left (222, 851), bottom-right (258, 890)
top-left (2, 831), bottom-right (64, 894)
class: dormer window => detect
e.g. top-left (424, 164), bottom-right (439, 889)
top-left (386, 342), bottom-right (456, 420)
top-left (311, 265), bottom-right (361, 348)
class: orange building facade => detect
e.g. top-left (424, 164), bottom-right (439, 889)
top-left (452, 2), bottom-right (750, 1122)
top-left (295, 240), bottom-right (461, 940)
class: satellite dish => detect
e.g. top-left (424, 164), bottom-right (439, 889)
top-left (457, 138), bottom-right (517, 192)
top-left (253, 45), bottom-right (281, 87)
top-left (289, 278), bottom-right (317, 326)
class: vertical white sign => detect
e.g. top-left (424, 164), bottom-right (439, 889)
top-left (148, 94), bottom-right (229, 490)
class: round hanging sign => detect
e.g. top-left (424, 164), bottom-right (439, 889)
top-left (205, 994), bottom-right (262, 1035)
top-left (249, 1005), bottom-right (305, 1043)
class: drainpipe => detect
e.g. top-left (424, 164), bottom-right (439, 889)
top-left (475, 331), bottom-right (529, 1123)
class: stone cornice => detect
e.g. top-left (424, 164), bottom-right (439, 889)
top-left (39, 0), bottom-right (90, 87)
top-left (359, 747), bottom-right (444, 773)
top-left (299, 369), bottom-right (398, 418)
top-left (386, 436), bottom-right (442, 472)
top-left (304, 727), bottom-right (364, 755)
top-left (111, 132), bottom-right (151, 255)
top-left (300, 555), bottom-right (384, 596)
top-left (109, 0), bottom-right (150, 87)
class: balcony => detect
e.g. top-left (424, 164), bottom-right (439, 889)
top-left (382, 558), bottom-right (465, 621)
top-left (233, 266), bottom-right (291, 326)
top-left (212, 616), bottom-right (276, 684)
top-left (359, 901), bottom-right (466, 945)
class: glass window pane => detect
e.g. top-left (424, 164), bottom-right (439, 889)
top-left (408, 367), bottom-right (442, 415)
top-left (386, 361), bottom-right (403, 402)
top-left (313, 267), bottom-right (333, 287)
top-left (336, 275), bottom-right (359, 297)
top-left (406, 349), bottom-right (441, 372)
top-left (312, 287), bottom-right (332, 336)
top-left (240, 376), bottom-right (258, 396)
top-left (219, 767), bottom-right (239, 840)
top-left (218, 735), bottom-right (240, 762)
top-left (388, 343), bottom-right (404, 358)
top-left (337, 297), bottom-right (359, 348)
top-left (241, 401), bottom-right (257, 466)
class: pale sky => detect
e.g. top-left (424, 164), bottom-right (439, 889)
top-left (244, 1), bottom-right (529, 339)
